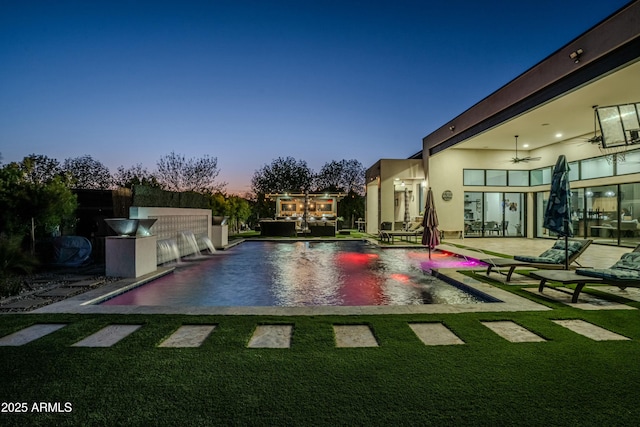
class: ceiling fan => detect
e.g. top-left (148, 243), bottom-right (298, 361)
top-left (511, 135), bottom-right (541, 163)
top-left (580, 105), bottom-right (603, 145)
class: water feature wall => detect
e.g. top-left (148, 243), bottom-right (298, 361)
top-left (130, 207), bottom-right (212, 264)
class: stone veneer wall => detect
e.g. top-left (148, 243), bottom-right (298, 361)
top-left (129, 207), bottom-right (212, 264)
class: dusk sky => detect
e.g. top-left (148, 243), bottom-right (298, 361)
top-left (0, 0), bottom-right (631, 194)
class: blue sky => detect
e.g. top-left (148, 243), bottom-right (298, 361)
top-left (0, 0), bottom-right (631, 193)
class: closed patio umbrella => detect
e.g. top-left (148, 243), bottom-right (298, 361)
top-left (421, 187), bottom-right (440, 259)
top-left (404, 188), bottom-right (411, 230)
top-left (543, 155), bottom-right (573, 269)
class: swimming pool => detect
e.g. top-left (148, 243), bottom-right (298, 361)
top-left (102, 241), bottom-right (491, 307)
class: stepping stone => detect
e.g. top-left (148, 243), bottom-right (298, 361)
top-left (159, 325), bottom-right (216, 347)
top-left (37, 287), bottom-right (79, 297)
top-left (552, 320), bottom-right (630, 341)
top-left (72, 324), bottom-right (142, 347)
top-left (481, 321), bottom-right (546, 343)
top-left (333, 325), bottom-right (378, 348)
top-left (63, 279), bottom-right (105, 288)
top-left (247, 325), bottom-right (293, 348)
top-left (524, 287), bottom-right (634, 310)
top-left (32, 278), bottom-right (59, 284)
top-left (63, 275), bottom-right (91, 282)
top-left (0, 298), bottom-right (51, 309)
top-left (598, 286), bottom-right (640, 302)
top-left (0, 324), bottom-right (66, 346)
top-left (409, 323), bottom-right (465, 345)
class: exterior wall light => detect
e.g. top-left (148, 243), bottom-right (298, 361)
top-left (569, 48), bottom-right (583, 63)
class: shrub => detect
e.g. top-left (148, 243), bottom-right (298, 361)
top-left (0, 235), bottom-right (39, 296)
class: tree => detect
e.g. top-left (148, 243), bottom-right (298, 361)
top-left (113, 163), bottom-right (159, 189)
top-left (315, 159), bottom-right (365, 195)
top-left (225, 195), bottom-right (252, 233)
top-left (314, 160), bottom-right (344, 192)
top-left (155, 152), bottom-right (226, 193)
top-left (341, 159), bottom-right (366, 196)
top-left (251, 157), bottom-right (315, 219)
top-left (315, 159), bottom-right (366, 227)
top-left (63, 155), bottom-right (113, 189)
top-left (0, 159), bottom-right (77, 243)
top-left (20, 154), bottom-right (63, 184)
top-left (251, 156), bottom-right (314, 195)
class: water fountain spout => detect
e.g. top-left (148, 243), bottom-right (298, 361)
top-left (157, 238), bottom-right (181, 265)
top-left (197, 234), bottom-right (217, 253)
top-left (180, 231), bottom-right (203, 259)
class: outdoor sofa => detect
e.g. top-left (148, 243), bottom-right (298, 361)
top-left (531, 244), bottom-right (640, 302)
top-left (484, 238), bottom-right (592, 281)
top-left (309, 221), bottom-right (336, 237)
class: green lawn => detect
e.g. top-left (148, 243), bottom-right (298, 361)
top-left (2, 296), bottom-right (640, 426)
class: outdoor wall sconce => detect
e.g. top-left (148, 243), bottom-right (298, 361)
top-left (569, 48), bottom-right (583, 63)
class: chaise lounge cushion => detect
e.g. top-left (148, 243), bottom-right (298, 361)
top-left (576, 252), bottom-right (640, 281)
top-left (514, 240), bottom-right (584, 264)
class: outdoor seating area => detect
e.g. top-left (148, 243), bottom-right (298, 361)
top-left (378, 221), bottom-right (424, 243)
top-left (484, 238), bottom-right (592, 281)
top-left (258, 220), bottom-right (297, 237)
top-left (464, 220), bottom-right (513, 237)
top-left (532, 244), bottom-right (640, 302)
top-left (309, 221), bottom-right (336, 237)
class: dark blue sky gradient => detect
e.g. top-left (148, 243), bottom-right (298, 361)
top-left (0, 0), bottom-right (631, 193)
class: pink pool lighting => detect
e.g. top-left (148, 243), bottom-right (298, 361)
top-left (405, 249), bottom-right (486, 271)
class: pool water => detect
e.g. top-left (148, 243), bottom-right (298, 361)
top-left (102, 241), bottom-right (490, 307)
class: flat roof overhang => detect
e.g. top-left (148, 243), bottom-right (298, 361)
top-left (421, 1), bottom-right (640, 157)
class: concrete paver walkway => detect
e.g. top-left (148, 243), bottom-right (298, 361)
top-left (481, 321), bottom-right (546, 343)
top-left (159, 325), bottom-right (217, 348)
top-left (1, 318), bottom-right (635, 347)
top-left (409, 322), bottom-right (464, 345)
top-left (552, 319), bottom-right (630, 341)
top-left (333, 325), bottom-right (378, 347)
top-left (247, 325), bottom-right (293, 348)
top-left (72, 324), bottom-right (142, 347)
top-left (0, 324), bottom-right (66, 346)
top-left (523, 287), bottom-right (636, 310)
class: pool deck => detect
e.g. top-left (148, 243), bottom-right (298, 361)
top-left (14, 237), bottom-right (637, 315)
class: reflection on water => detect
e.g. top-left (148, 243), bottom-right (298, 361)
top-left (103, 241), bottom-right (488, 307)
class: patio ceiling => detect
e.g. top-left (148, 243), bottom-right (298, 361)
top-left (453, 59), bottom-right (640, 153)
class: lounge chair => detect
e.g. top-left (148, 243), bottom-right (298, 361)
top-left (531, 244), bottom-right (640, 302)
top-left (484, 238), bottom-right (592, 281)
top-left (379, 222), bottom-right (424, 243)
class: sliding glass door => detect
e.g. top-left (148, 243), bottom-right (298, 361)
top-left (464, 192), bottom-right (525, 237)
top-left (537, 183), bottom-right (640, 248)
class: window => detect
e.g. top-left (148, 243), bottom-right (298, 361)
top-left (463, 169), bottom-right (484, 186)
top-left (568, 161), bottom-right (579, 181)
top-left (530, 167), bottom-right (551, 186)
top-left (616, 150), bottom-right (640, 175)
top-left (582, 157), bottom-right (613, 179)
top-left (508, 170), bottom-right (529, 186)
top-left (486, 170), bottom-right (507, 186)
